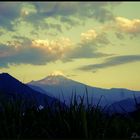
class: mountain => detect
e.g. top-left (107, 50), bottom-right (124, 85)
top-left (28, 75), bottom-right (140, 108)
top-left (107, 96), bottom-right (140, 114)
top-left (28, 75), bottom-right (108, 106)
top-left (0, 73), bottom-right (63, 109)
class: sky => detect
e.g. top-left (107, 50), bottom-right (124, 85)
top-left (0, 2), bottom-right (140, 90)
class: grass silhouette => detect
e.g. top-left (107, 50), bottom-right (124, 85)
top-left (0, 90), bottom-right (140, 139)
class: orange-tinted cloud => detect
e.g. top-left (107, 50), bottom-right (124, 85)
top-left (81, 30), bottom-right (97, 42)
top-left (115, 17), bottom-right (140, 35)
top-left (80, 29), bottom-right (110, 45)
top-left (31, 38), bottom-right (73, 58)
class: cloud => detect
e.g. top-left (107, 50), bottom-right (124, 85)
top-left (61, 28), bottom-right (111, 61)
top-left (99, 16), bottom-right (140, 39)
top-left (115, 17), bottom-right (140, 36)
top-left (75, 2), bottom-right (116, 22)
top-left (0, 24), bottom-right (112, 67)
top-left (115, 32), bottom-right (125, 40)
top-left (60, 16), bottom-right (82, 28)
top-left (20, 2), bottom-right (119, 32)
top-left (19, 2), bottom-right (77, 32)
top-left (81, 29), bottom-right (110, 45)
top-left (0, 37), bottom-right (73, 67)
top-left (81, 30), bottom-right (97, 42)
top-left (48, 23), bottom-right (62, 33)
top-left (31, 38), bottom-right (72, 57)
top-left (0, 2), bottom-right (121, 33)
top-left (62, 35), bottom-right (112, 62)
top-left (64, 43), bottom-right (112, 61)
top-left (0, 2), bottom-right (22, 30)
top-left (90, 3), bottom-right (114, 23)
top-left (0, 32), bottom-right (113, 67)
top-left (0, 22), bottom-right (112, 68)
top-left (79, 55), bottom-right (140, 72)
top-left (0, 40), bottom-right (51, 67)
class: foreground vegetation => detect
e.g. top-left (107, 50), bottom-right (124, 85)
top-left (0, 93), bottom-right (140, 139)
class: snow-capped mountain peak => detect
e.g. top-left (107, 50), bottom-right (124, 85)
top-left (32, 74), bottom-right (68, 85)
top-left (31, 71), bottom-right (69, 85)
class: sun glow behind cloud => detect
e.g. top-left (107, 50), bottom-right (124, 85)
top-left (49, 70), bottom-right (65, 76)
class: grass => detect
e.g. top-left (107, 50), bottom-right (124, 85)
top-left (0, 91), bottom-right (140, 139)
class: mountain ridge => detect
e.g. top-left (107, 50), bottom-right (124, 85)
top-left (28, 74), bottom-right (140, 108)
top-left (28, 74), bottom-right (139, 91)
top-left (0, 73), bottom-right (63, 108)
top-left (1, 73), bottom-right (140, 113)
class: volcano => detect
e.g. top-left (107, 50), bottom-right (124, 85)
top-left (28, 74), bottom-right (140, 110)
